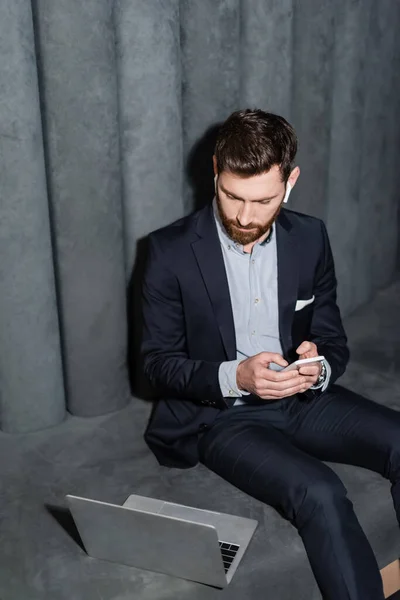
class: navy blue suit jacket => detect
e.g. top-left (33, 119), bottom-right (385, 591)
top-left (141, 203), bottom-right (349, 468)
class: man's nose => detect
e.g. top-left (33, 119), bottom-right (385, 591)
top-left (237, 202), bottom-right (253, 227)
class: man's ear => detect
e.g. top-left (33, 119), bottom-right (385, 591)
top-left (212, 155), bottom-right (218, 176)
top-left (288, 166), bottom-right (300, 189)
top-left (283, 167), bottom-right (300, 203)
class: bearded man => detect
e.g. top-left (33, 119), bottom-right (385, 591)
top-left (141, 109), bottom-right (400, 600)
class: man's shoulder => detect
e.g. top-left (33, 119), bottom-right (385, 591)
top-left (148, 206), bottom-right (206, 248)
top-left (280, 207), bottom-right (324, 231)
top-left (280, 208), bottom-right (328, 255)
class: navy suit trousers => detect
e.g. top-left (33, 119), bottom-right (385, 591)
top-left (198, 385), bottom-right (400, 600)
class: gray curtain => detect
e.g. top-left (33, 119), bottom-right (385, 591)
top-left (1, 0), bottom-right (399, 433)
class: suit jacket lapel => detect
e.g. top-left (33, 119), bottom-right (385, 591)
top-left (275, 210), bottom-right (299, 356)
top-left (191, 205), bottom-right (237, 360)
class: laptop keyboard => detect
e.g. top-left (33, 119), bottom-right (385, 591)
top-left (218, 541), bottom-right (240, 573)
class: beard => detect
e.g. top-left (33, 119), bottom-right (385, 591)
top-left (216, 190), bottom-right (282, 246)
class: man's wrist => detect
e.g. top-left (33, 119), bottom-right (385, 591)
top-left (236, 361), bottom-right (243, 391)
top-left (310, 359), bottom-right (331, 390)
top-left (218, 360), bottom-right (250, 398)
top-left (317, 361), bottom-right (326, 383)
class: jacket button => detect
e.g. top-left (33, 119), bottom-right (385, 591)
top-left (199, 423), bottom-right (209, 432)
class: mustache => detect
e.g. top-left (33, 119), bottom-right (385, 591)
top-left (231, 221), bottom-right (259, 230)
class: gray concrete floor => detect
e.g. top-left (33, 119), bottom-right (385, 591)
top-left (0, 276), bottom-right (399, 600)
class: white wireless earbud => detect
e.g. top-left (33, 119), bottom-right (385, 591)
top-left (283, 182), bottom-right (292, 203)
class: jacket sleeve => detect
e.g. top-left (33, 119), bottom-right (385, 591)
top-left (308, 220), bottom-right (350, 386)
top-left (140, 234), bottom-right (228, 409)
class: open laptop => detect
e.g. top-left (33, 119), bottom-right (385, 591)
top-left (66, 493), bottom-right (258, 588)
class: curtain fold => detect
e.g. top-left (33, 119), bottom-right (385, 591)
top-left (325, 0), bottom-right (371, 315)
top-left (114, 0), bottom-right (184, 277)
top-left (352, 1), bottom-right (400, 307)
top-left (0, 0), bottom-right (65, 432)
top-left (0, 0), bottom-right (399, 432)
top-left (180, 0), bottom-right (241, 211)
top-left (240, 0), bottom-right (293, 118)
top-left (291, 0), bottom-right (336, 222)
top-left (32, 0), bottom-right (130, 417)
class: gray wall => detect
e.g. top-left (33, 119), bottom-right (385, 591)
top-left (0, 0), bottom-right (399, 432)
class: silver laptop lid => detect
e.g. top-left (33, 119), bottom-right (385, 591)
top-left (122, 494), bottom-right (258, 584)
top-left (66, 494), bottom-right (227, 588)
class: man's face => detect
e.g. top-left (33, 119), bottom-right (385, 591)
top-left (215, 165), bottom-right (286, 246)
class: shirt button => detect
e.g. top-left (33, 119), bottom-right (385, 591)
top-left (251, 330), bottom-right (256, 335)
top-left (252, 259), bottom-right (255, 264)
top-left (229, 390), bottom-right (234, 395)
top-left (228, 245), bottom-right (231, 250)
top-left (255, 298), bottom-right (260, 304)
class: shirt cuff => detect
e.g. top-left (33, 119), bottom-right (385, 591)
top-left (310, 359), bottom-right (331, 391)
top-left (218, 360), bottom-right (250, 398)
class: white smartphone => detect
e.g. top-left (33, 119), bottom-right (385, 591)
top-left (281, 355), bottom-right (325, 372)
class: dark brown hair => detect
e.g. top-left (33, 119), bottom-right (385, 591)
top-left (214, 109), bottom-right (298, 182)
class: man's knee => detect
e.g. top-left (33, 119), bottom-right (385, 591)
top-left (289, 472), bottom-right (348, 529)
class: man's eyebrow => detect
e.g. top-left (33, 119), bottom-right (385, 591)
top-left (220, 184), bottom-right (278, 202)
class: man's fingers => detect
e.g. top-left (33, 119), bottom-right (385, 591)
top-left (259, 381), bottom-right (311, 399)
top-left (296, 341), bottom-right (313, 354)
top-left (258, 353), bottom-right (288, 368)
top-left (296, 341), bottom-right (317, 358)
top-left (258, 375), bottom-right (307, 392)
top-left (260, 369), bottom-right (300, 382)
top-left (255, 374), bottom-right (307, 393)
top-left (298, 365), bottom-right (321, 376)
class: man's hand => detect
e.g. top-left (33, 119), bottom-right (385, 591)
top-left (296, 341), bottom-right (322, 386)
top-left (236, 352), bottom-right (310, 400)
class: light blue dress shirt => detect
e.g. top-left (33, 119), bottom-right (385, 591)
top-left (213, 199), bottom-right (331, 406)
